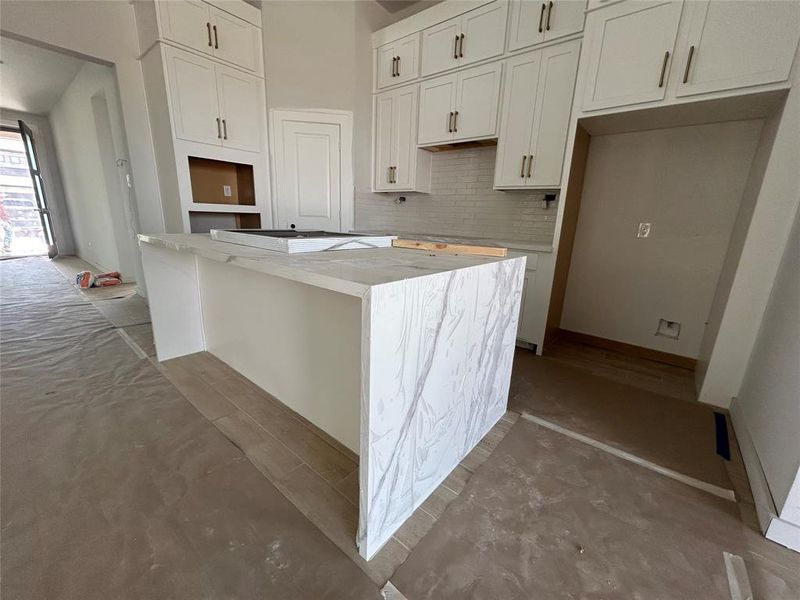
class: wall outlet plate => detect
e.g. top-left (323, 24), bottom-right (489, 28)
top-left (656, 318), bottom-right (681, 339)
top-left (637, 222), bottom-right (651, 238)
top-left (223, 185), bottom-right (232, 197)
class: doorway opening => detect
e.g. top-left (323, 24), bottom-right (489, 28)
top-left (0, 125), bottom-right (56, 258)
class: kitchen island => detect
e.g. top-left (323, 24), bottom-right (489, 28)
top-left (138, 233), bottom-right (525, 559)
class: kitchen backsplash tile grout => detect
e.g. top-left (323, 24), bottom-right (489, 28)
top-left (355, 147), bottom-right (558, 244)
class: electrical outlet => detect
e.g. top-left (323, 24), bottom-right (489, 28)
top-left (655, 319), bottom-right (681, 339)
top-left (223, 185), bottom-right (232, 197)
top-left (637, 222), bottom-right (651, 238)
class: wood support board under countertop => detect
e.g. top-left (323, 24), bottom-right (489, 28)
top-left (392, 239), bottom-right (507, 257)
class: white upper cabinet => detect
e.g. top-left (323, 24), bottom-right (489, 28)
top-left (507, 0), bottom-right (587, 52)
top-left (216, 65), bottom-right (262, 152)
top-left (376, 34), bottom-right (420, 89)
top-left (418, 62), bottom-right (503, 146)
top-left (581, 0), bottom-right (683, 111)
top-left (209, 6), bottom-right (262, 74)
top-left (673, 0), bottom-right (800, 98)
top-left (373, 85), bottom-right (430, 192)
top-left (421, 1), bottom-right (509, 77)
top-left (155, 0), bottom-right (262, 75)
top-left (164, 45), bottom-right (262, 151)
top-left (495, 40), bottom-right (580, 188)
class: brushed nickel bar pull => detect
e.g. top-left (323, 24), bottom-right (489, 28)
top-left (459, 33), bottom-right (464, 58)
top-left (207, 22), bottom-right (212, 47)
top-left (213, 24), bottom-right (219, 49)
top-left (526, 154), bottom-right (533, 178)
top-left (216, 117), bottom-right (221, 139)
top-left (396, 56), bottom-right (401, 76)
top-left (538, 4), bottom-right (546, 33)
top-left (546, 1), bottom-right (553, 31)
top-left (683, 45), bottom-right (695, 84)
top-left (448, 111), bottom-right (454, 133)
top-left (222, 119), bottom-right (227, 140)
top-left (453, 110), bottom-right (458, 132)
top-left (454, 35), bottom-right (459, 59)
top-left (520, 155), bottom-right (527, 178)
top-left (658, 51), bottom-right (669, 88)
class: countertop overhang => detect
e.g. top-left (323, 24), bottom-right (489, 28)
top-left (138, 233), bottom-right (525, 298)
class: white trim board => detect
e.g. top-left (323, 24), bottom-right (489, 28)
top-left (267, 109), bottom-right (354, 234)
top-left (520, 412), bottom-right (737, 501)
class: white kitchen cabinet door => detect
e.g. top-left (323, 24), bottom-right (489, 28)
top-left (421, 18), bottom-right (461, 77)
top-left (453, 62), bottom-right (503, 141)
top-left (276, 121), bottom-right (342, 231)
top-left (216, 65), bottom-right (261, 152)
top-left (164, 46), bottom-right (222, 146)
top-left (157, 0), bottom-right (213, 56)
top-left (507, 0), bottom-right (547, 51)
top-left (377, 34), bottom-right (420, 89)
top-left (374, 92), bottom-right (395, 190)
top-left (528, 39), bottom-right (580, 187)
top-left (674, 0), bottom-right (800, 98)
top-left (459, 1), bottom-right (509, 67)
top-left (543, 0), bottom-right (587, 42)
top-left (494, 52), bottom-right (540, 187)
top-left (210, 7), bottom-right (262, 74)
top-left (582, 0), bottom-right (683, 112)
top-left (418, 74), bottom-right (457, 145)
top-left (392, 87), bottom-right (418, 190)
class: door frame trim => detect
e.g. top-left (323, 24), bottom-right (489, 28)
top-left (268, 108), bottom-right (354, 233)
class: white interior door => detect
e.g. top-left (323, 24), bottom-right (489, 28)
top-left (274, 118), bottom-right (343, 231)
top-left (157, 0), bottom-right (212, 55)
top-left (459, 0), bottom-right (509, 67)
top-left (674, 0), bottom-right (800, 98)
top-left (453, 62), bottom-right (502, 141)
top-left (164, 46), bottom-right (222, 146)
top-left (582, 0), bottom-right (683, 111)
top-left (210, 7), bottom-right (261, 73)
top-left (418, 74), bottom-right (457, 145)
top-left (528, 39), bottom-right (580, 187)
top-left (216, 65), bottom-right (261, 152)
top-left (494, 51), bottom-right (539, 188)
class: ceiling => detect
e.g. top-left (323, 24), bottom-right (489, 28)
top-left (0, 36), bottom-right (86, 115)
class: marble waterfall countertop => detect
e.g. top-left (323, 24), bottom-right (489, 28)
top-left (351, 230), bottom-right (554, 253)
top-left (138, 233), bottom-right (521, 297)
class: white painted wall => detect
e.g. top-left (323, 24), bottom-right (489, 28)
top-left (0, 0), bottom-right (165, 237)
top-left (736, 204), bottom-right (800, 521)
top-left (561, 120), bottom-right (763, 358)
top-left (698, 46), bottom-right (800, 408)
top-left (0, 109), bottom-right (75, 255)
top-left (49, 63), bottom-right (138, 279)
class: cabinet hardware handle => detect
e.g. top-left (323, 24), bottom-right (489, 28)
top-left (526, 154), bottom-right (533, 178)
top-left (546, 1), bottom-right (553, 31)
top-left (207, 22), bottom-right (212, 47)
top-left (216, 117), bottom-right (221, 139)
top-left (391, 57), bottom-right (396, 77)
top-left (393, 166), bottom-right (397, 183)
top-left (683, 45), bottom-right (695, 84)
top-left (396, 56), bottom-right (400, 76)
top-left (390, 167), bottom-right (393, 183)
top-left (538, 4), bottom-right (546, 33)
top-left (459, 33), bottom-right (464, 58)
top-left (520, 155), bottom-right (527, 178)
top-left (213, 24), bottom-right (218, 49)
top-left (453, 35), bottom-right (459, 59)
top-left (453, 110), bottom-right (458, 132)
top-left (658, 51), bottom-right (669, 88)
top-left (448, 111), bottom-right (454, 133)
top-left (222, 119), bottom-right (227, 140)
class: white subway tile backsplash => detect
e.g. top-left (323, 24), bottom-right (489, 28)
top-left (355, 146), bottom-right (557, 244)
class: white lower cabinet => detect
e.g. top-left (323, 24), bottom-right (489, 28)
top-left (373, 85), bottom-right (431, 193)
top-left (164, 45), bottom-right (262, 151)
top-left (495, 39), bottom-right (580, 189)
top-left (418, 62), bottom-right (503, 146)
top-left (510, 250), bottom-right (542, 347)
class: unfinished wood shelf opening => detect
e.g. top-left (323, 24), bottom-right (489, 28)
top-left (188, 157), bottom-right (256, 206)
top-left (189, 211), bottom-right (261, 233)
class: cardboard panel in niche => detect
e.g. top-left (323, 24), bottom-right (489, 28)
top-left (189, 157), bottom-right (255, 206)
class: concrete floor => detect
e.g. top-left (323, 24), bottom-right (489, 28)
top-left (3, 255), bottom-right (798, 599)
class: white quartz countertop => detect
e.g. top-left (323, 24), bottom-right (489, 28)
top-left (138, 234), bottom-right (524, 298)
top-left (351, 230), bottom-right (553, 253)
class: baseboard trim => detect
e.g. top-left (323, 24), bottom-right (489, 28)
top-left (556, 329), bottom-right (697, 370)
